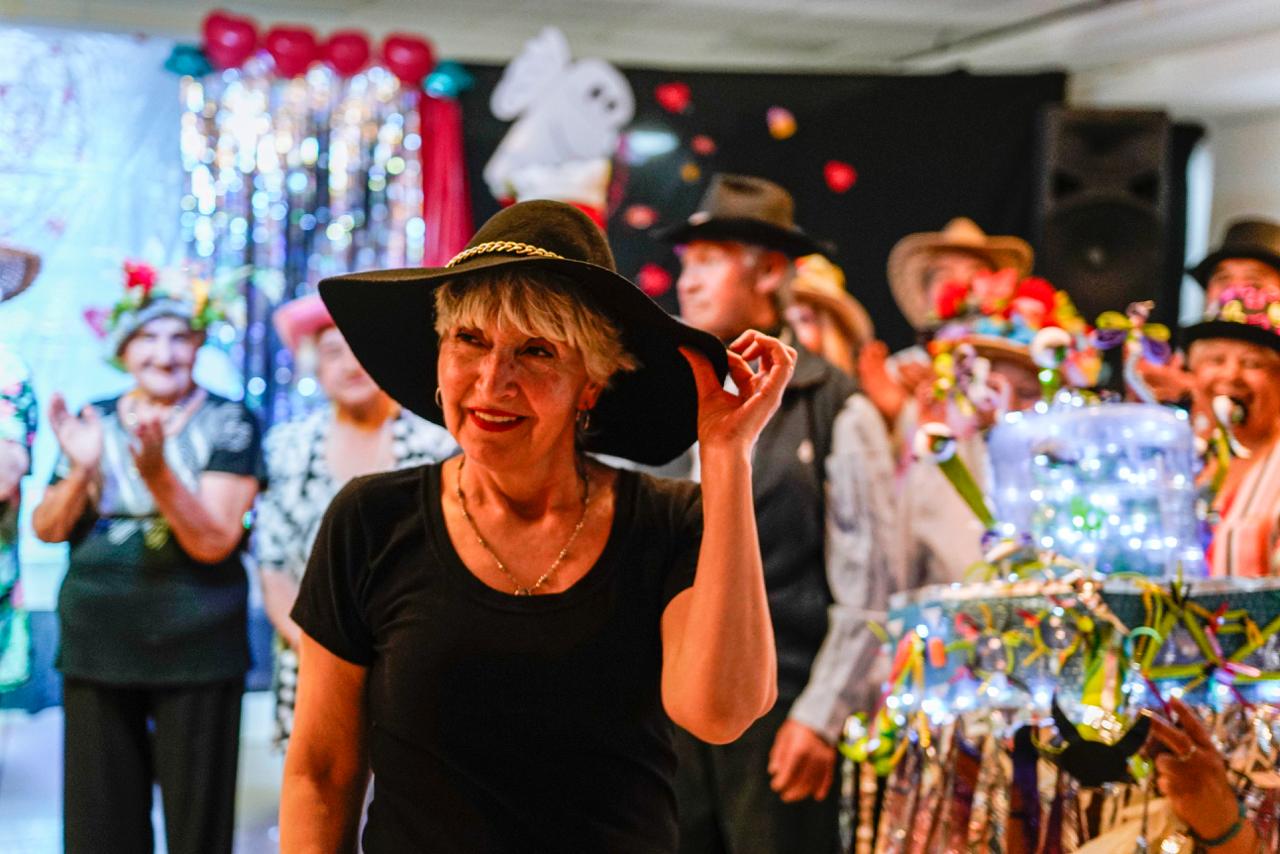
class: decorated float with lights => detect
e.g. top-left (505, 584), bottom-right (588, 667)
top-left (842, 286), bottom-right (1280, 852)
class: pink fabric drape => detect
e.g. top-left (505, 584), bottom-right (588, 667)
top-left (419, 92), bottom-right (473, 266)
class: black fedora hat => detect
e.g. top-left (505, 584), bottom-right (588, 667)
top-left (656, 173), bottom-right (831, 258)
top-left (1188, 217), bottom-right (1280, 286)
top-left (318, 200), bottom-right (728, 465)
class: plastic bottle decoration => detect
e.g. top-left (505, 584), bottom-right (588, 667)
top-left (913, 422), bottom-right (995, 529)
top-left (483, 27), bottom-right (635, 224)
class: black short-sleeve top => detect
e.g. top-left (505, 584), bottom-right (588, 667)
top-left (292, 463), bottom-right (702, 854)
top-left (54, 391), bottom-right (263, 685)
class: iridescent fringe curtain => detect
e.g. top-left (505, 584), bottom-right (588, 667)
top-left (177, 59), bottom-right (470, 423)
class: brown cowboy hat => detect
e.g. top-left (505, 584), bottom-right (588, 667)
top-left (655, 173), bottom-right (831, 258)
top-left (0, 245), bottom-right (40, 303)
top-left (887, 218), bottom-right (1033, 331)
top-left (318, 200), bottom-right (728, 465)
top-left (1187, 217), bottom-right (1280, 287)
top-left (790, 254), bottom-right (873, 349)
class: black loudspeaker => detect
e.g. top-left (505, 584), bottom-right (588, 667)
top-left (1036, 108), bottom-right (1172, 325)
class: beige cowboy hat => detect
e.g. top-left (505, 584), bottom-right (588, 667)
top-left (790, 254), bottom-right (873, 349)
top-left (887, 218), bottom-right (1033, 331)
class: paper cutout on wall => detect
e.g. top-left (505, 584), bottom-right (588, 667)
top-left (483, 27), bottom-right (635, 220)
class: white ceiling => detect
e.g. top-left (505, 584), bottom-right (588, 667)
top-left (5, 0), bottom-right (1280, 113)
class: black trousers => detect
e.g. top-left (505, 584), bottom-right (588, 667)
top-left (674, 702), bottom-right (840, 854)
top-left (62, 676), bottom-right (243, 854)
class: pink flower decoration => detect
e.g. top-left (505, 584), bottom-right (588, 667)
top-left (123, 260), bottom-right (157, 295)
top-left (1010, 296), bottom-right (1048, 329)
top-left (971, 268), bottom-right (1018, 310)
top-left (934, 279), bottom-right (970, 320)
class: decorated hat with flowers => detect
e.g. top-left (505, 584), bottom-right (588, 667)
top-left (1182, 282), bottom-right (1280, 354)
top-left (84, 260), bottom-right (245, 367)
top-left (928, 268), bottom-right (1101, 387)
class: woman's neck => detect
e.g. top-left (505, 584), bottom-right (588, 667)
top-left (456, 445), bottom-right (586, 520)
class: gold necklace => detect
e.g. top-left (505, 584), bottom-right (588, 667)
top-left (455, 456), bottom-right (590, 596)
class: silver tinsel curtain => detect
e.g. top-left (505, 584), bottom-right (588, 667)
top-left (178, 59), bottom-right (426, 423)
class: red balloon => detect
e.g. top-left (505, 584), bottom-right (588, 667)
top-left (202, 10), bottom-right (258, 70)
top-left (324, 30), bottom-right (371, 77)
top-left (264, 25), bottom-right (319, 77)
top-left (382, 34), bottom-right (435, 86)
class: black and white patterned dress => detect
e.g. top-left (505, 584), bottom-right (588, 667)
top-left (254, 407), bottom-right (455, 745)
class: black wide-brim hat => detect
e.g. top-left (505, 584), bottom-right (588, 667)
top-left (655, 173), bottom-right (831, 258)
top-left (1187, 217), bottom-right (1280, 287)
top-left (1181, 319), bottom-right (1280, 354)
top-left (319, 200), bottom-right (728, 465)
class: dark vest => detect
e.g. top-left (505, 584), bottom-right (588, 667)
top-left (751, 345), bottom-right (856, 702)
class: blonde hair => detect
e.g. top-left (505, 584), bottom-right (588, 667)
top-left (433, 270), bottom-right (639, 386)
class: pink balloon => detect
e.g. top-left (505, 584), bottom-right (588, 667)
top-left (324, 30), bottom-right (371, 77)
top-left (381, 34), bottom-right (435, 86)
top-left (202, 9), bottom-right (258, 70)
top-left (265, 26), bottom-right (319, 78)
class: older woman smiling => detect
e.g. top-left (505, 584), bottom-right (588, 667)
top-left (33, 265), bottom-right (261, 854)
top-left (281, 200), bottom-right (792, 853)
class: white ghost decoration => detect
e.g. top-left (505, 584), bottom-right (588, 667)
top-left (483, 27), bottom-right (635, 208)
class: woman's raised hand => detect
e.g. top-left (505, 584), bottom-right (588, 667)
top-left (680, 330), bottom-right (796, 455)
top-left (1145, 698), bottom-right (1250, 846)
top-left (48, 392), bottom-right (103, 473)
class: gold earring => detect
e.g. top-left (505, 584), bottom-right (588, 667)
top-left (576, 409), bottom-right (591, 432)
top-left (434, 388), bottom-right (443, 409)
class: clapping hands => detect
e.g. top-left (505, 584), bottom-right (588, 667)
top-left (48, 392), bottom-right (103, 474)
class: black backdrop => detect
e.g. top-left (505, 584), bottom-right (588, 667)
top-left (459, 65), bottom-right (1067, 351)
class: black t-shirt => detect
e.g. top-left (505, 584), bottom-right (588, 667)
top-left (54, 392), bottom-right (262, 685)
top-left (292, 463), bottom-right (702, 854)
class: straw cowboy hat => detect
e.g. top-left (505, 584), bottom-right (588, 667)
top-left (319, 199), bottom-right (728, 465)
top-left (1187, 217), bottom-right (1280, 287)
top-left (790, 254), bottom-right (873, 350)
top-left (656, 173), bottom-right (831, 258)
top-left (888, 218), bottom-right (1033, 331)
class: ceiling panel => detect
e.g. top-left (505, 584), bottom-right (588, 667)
top-left (3, 0), bottom-right (1278, 79)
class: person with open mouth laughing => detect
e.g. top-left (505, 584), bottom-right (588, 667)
top-left (1185, 281), bottom-right (1280, 576)
top-left (280, 200), bottom-right (793, 853)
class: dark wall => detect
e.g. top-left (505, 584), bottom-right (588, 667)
top-left (459, 65), bottom-right (1067, 351)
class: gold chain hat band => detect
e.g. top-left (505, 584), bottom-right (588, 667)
top-left (445, 241), bottom-right (566, 268)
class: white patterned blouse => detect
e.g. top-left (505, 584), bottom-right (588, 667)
top-left (254, 406), bottom-right (456, 745)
